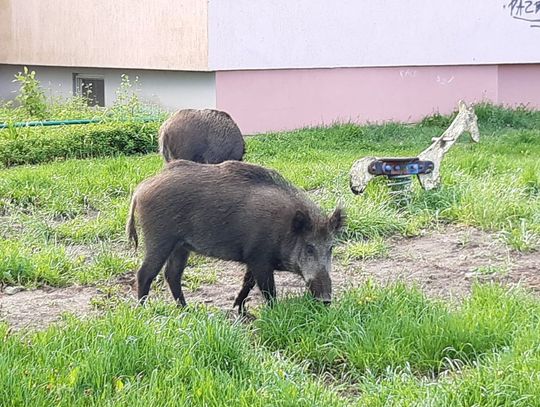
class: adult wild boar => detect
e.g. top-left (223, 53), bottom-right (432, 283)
top-left (126, 160), bottom-right (345, 312)
top-left (158, 109), bottom-right (245, 163)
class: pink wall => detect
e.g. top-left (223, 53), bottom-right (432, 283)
top-left (216, 65), bottom-right (500, 134)
top-left (498, 65), bottom-right (540, 107)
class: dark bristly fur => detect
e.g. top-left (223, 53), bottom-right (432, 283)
top-left (127, 160), bottom-right (345, 313)
top-left (158, 109), bottom-right (245, 163)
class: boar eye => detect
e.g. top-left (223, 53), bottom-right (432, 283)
top-left (306, 244), bottom-right (316, 256)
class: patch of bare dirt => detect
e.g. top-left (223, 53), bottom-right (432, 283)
top-left (1, 226), bottom-right (538, 330)
top-left (340, 226), bottom-right (540, 299)
top-left (0, 286), bottom-right (98, 331)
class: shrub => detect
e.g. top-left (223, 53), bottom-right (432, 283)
top-left (0, 121), bottom-right (160, 167)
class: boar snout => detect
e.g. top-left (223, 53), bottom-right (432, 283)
top-left (307, 273), bottom-right (332, 304)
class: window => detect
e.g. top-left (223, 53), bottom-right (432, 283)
top-left (73, 74), bottom-right (105, 107)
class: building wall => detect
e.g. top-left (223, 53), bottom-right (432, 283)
top-left (0, 0), bottom-right (208, 70)
top-left (2, 0), bottom-right (539, 72)
top-left (216, 64), bottom-right (540, 134)
top-left (0, 65), bottom-right (216, 111)
top-left (3, 63), bottom-right (539, 134)
top-left (498, 64), bottom-right (540, 106)
top-left (209, 0), bottom-right (540, 70)
top-left (2, 1), bottom-right (540, 133)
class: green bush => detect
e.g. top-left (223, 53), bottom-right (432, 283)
top-left (0, 122), bottom-right (160, 167)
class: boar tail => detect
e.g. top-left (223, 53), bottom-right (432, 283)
top-left (126, 193), bottom-right (139, 250)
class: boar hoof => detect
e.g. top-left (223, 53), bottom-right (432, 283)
top-left (238, 311), bottom-right (256, 322)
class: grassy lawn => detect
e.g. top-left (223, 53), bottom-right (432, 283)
top-left (0, 102), bottom-right (539, 405)
top-left (0, 304), bottom-right (344, 406)
top-left (2, 284), bottom-right (540, 406)
top-left (0, 104), bottom-right (538, 287)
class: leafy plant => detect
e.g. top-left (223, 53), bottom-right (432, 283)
top-left (111, 74), bottom-right (142, 118)
top-left (12, 66), bottom-right (48, 119)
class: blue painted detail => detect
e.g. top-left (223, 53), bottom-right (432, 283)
top-left (406, 163), bottom-right (420, 174)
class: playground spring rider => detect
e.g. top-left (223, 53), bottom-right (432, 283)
top-left (349, 101), bottom-right (480, 201)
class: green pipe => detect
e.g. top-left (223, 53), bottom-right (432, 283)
top-left (0, 117), bottom-right (160, 129)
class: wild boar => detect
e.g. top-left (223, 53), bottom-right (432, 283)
top-left (126, 160), bottom-right (345, 312)
top-left (158, 109), bottom-right (245, 163)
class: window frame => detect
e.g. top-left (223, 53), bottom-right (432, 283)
top-left (73, 73), bottom-right (105, 107)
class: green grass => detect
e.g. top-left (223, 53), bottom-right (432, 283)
top-left (0, 238), bottom-right (136, 287)
top-left (0, 104), bottom-right (538, 287)
top-left (335, 236), bottom-right (389, 262)
top-left (0, 154), bottom-right (157, 218)
top-left (1, 102), bottom-right (540, 406)
top-left (2, 284), bottom-right (540, 406)
top-left (255, 283), bottom-right (535, 377)
top-left (0, 304), bottom-right (345, 406)
top-left (255, 283), bottom-right (540, 406)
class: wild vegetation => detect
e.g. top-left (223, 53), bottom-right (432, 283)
top-left (1, 70), bottom-right (539, 405)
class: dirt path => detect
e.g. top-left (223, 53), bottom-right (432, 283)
top-left (345, 226), bottom-right (539, 297)
top-left (1, 227), bottom-right (538, 330)
top-left (0, 286), bottom-right (98, 331)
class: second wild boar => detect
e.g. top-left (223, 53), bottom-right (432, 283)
top-left (126, 160), bottom-right (345, 312)
top-left (158, 109), bottom-right (245, 163)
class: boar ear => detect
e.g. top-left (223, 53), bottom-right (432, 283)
top-left (329, 207), bottom-right (346, 234)
top-left (292, 210), bottom-right (312, 234)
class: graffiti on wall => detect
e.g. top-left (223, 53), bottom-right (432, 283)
top-left (505, 0), bottom-right (540, 27)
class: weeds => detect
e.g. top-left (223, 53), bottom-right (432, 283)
top-left (12, 67), bottom-right (48, 119)
top-left (472, 264), bottom-right (508, 275)
top-left (335, 237), bottom-right (389, 262)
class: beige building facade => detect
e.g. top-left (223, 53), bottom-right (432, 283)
top-left (0, 0), bottom-right (208, 70)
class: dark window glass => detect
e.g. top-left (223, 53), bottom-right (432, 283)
top-left (74, 75), bottom-right (105, 107)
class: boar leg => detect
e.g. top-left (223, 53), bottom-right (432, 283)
top-left (137, 241), bottom-right (176, 303)
top-left (251, 264), bottom-right (276, 304)
top-left (164, 242), bottom-right (190, 307)
top-left (233, 270), bottom-right (256, 314)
